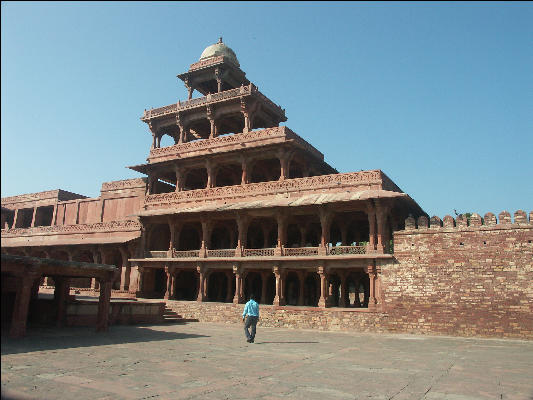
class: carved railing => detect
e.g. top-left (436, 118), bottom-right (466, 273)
top-left (206, 249), bottom-right (236, 258)
top-left (188, 55), bottom-right (226, 71)
top-left (328, 246), bottom-right (366, 256)
top-left (172, 250), bottom-right (200, 258)
top-left (148, 126), bottom-right (293, 160)
top-left (141, 84), bottom-right (284, 121)
top-left (243, 248), bottom-right (275, 257)
top-left (284, 247), bottom-right (319, 256)
top-left (1, 220), bottom-right (142, 237)
top-left (145, 170), bottom-right (383, 209)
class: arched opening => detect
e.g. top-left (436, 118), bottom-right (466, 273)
top-left (304, 273), bottom-right (319, 307)
top-left (153, 268), bottom-right (167, 298)
top-left (214, 164), bottom-right (241, 187)
top-left (160, 133), bottom-right (177, 148)
top-left (216, 112), bottom-right (245, 136)
top-left (210, 223), bottom-right (235, 250)
top-left (244, 271), bottom-right (262, 302)
top-left (187, 118), bottom-right (211, 141)
top-left (178, 223), bottom-right (201, 250)
top-left (207, 271), bottom-right (228, 302)
top-left (250, 158), bottom-right (281, 183)
top-left (247, 218), bottom-right (277, 249)
top-left (284, 272), bottom-right (300, 306)
top-left (148, 224), bottom-right (170, 252)
top-left (174, 270), bottom-right (198, 300)
top-left (183, 168), bottom-right (208, 191)
top-left (286, 224), bottom-right (301, 248)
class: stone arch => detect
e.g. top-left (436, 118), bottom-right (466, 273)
top-left (244, 271), bottom-right (262, 302)
top-left (174, 270), bottom-right (198, 300)
top-left (249, 158), bottom-right (281, 183)
top-left (284, 272), bottom-right (300, 306)
top-left (178, 223), bottom-right (201, 250)
top-left (147, 224), bottom-right (170, 252)
top-left (207, 271), bottom-right (228, 302)
top-left (304, 273), bottom-right (319, 306)
top-left (183, 168), bottom-right (207, 190)
top-left (214, 164), bottom-right (241, 187)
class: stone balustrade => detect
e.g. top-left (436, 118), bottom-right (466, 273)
top-left (141, 84), bottom-right (284, 121)
top-left (144, 170), bottom-right (384, 210)
top-left (143, 245), bottom-right (374, 259)
top-left (1, 220), bottom-right (142, 237)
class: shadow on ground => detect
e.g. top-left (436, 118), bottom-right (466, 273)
top-left (1, 325), bottom-right (209, 355)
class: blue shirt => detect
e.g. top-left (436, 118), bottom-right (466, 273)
top-left (242, 299), bottom-right (259, 318)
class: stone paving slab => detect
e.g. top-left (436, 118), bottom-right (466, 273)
top-left (1, 322), bottom-right (533, 400)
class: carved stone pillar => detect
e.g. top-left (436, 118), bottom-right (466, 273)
top-left (278, 152), bottom-right (291, 181)
top-left (196, 264), bottom-right (206, 302)
top-left (233, 264), bottom-right (243, 304)
top-left (275, 212), bottom-right (287, 256)
top-left (317, 266), bottom-right (328, 308)
top-left (174, 167), bottom-right (183, 192)
top-left (30, 206), bottom-right (37, 228)
top-left (13, 209), bottom-right (19, 229)
top-left (96, 279), bottom-right (112, 332)
top-left (235, 214), bottom-right (249, 257)
top-left (375, 201), bottom-right (389, 254)
top-left (10, 271), bottom-right (39, 338)
top-left (367, 203), bottom-right (376, 253)
top-left (272, 266), bottom-right (285, 306)
top-left (164, 265), bottom-right (173, 300)
top-left (119, 247), bottom-right (130, 291)
top-left (200, 219), bottom-right (212, 258)
top-left (205, 160), bottom-right (216, 189)
top-left (241, 98), bottom-right (250, 133)
top-left (207, 105), bottom-right (217, 139)
top-left (215, 68), bottom-right (222, 93)
top-left (240, 156), bottom-right (250, 185)
top-left (339, 271), bottom-right (347, 308)
top-left (128, 265), bottom-right (140, 294)
top-left (318, 207), bottom-right (332, 256)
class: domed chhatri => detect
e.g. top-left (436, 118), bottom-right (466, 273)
top-left (199, 37), bottom-right (240, 66)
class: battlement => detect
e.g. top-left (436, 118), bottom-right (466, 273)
top-left (402, 210), bottom-right (532, 231)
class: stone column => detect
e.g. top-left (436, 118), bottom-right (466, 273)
top-left (272, 266), bottom-right (285, 306)
top-left (207, 105), bottom-right (217, 139)
top-left (196, 264), bottom-right (206, 302)
top-left (51, 204), bottom-right (58, 226)
top-left (367, 203), bottom-right (376, 253)
top-left (317, 266), bottom-right (328, 308)
top-left (164, 266), bottom-right (173, 300)
top-left (215, 68), bottom-right (222, 93)
top-left (275, 212), bottom-right (287, 256)
top-left (205, 160), bottom-right (215, 189)
top-left (174, 167), bottom-right (183, 192)
top-left (200, 219), bottom-right (212, 258)
top-left (367, 262), bottom-right (379, 308)
top-left (241, 98), bottom-right (250, 133)
top-left (128, 265), bottom-right (140, 294)
top-left (119, 247), bottom-right (130, 291)
top-left (13, 209), bottom-right (19, 228)
top-left (375, 201), bottom-right (389, 254)
top-left (96, 279), bottom-right (112, 332)
top-left (9, 272), bottom-right (39, 338)
top-left (241, 156), bottom-right (251, 185)
top-left (30, 206), bottom-right (37, 228)
top-left (235, 215), bottom-right (249, 257)
top-left (318, 208), bottom-right (332, 256)
top-left (233, 264), bottom-right (243, 304)
top-left (339, 271), bottom-right (347, 308)
top-left (297, 270), bottom-right (305, 306)
top-left (168, 220), bottom-right (176, 257)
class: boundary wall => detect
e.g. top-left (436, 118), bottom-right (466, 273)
top-left (164, 210), bottom-right (532, 339)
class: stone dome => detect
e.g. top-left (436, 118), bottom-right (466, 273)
top-left (199, 38), bottom-right (240, 66)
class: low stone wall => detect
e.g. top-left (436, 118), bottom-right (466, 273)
top-left (64, 300), bottom-right (165, 327)
top-left (165, 300), bottom-right (389, 332)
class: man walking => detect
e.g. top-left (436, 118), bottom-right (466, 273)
top-left (242, 293), bottom-right (259, 343)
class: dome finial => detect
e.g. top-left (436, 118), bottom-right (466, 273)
top-left (218, 37), bottom-right (223, 44)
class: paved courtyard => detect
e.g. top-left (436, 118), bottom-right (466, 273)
top-left (2, 322), bottom-right (532, 400)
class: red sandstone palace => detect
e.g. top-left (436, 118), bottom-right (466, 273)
top-left (2, 40), bottom-right (532, 339)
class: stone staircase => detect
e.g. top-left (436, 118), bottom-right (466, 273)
top-left (162, 306), bottom-right (185, 324)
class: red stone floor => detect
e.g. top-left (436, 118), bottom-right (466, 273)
top-left (2, 322), bottom-right (533, 400)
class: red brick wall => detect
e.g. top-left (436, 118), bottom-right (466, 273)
top-left (386, 211), bottom-right (532, 338)
top-left (165, 210), bottom-right (532, 339)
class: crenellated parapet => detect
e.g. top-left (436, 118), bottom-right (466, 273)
top-left (402, 210), bottom-right (532, 231)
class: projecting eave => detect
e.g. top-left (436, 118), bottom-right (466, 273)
top-left (136, 189), bottom-right (410, 218)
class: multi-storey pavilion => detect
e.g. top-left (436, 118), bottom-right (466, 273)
top-left (1, 39), bottom-right (425, 312)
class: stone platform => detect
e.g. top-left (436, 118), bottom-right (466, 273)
top-left (1, 322), bottom-right (532, 400)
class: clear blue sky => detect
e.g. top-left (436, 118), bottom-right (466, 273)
top-left (2, 2), bottom-right (532, 218)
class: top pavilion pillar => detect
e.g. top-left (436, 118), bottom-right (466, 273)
top-left (178, 38), bottom-right (250, 100)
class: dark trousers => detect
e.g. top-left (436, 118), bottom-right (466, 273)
top-left (244, 316), bottom-right (258, 341)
